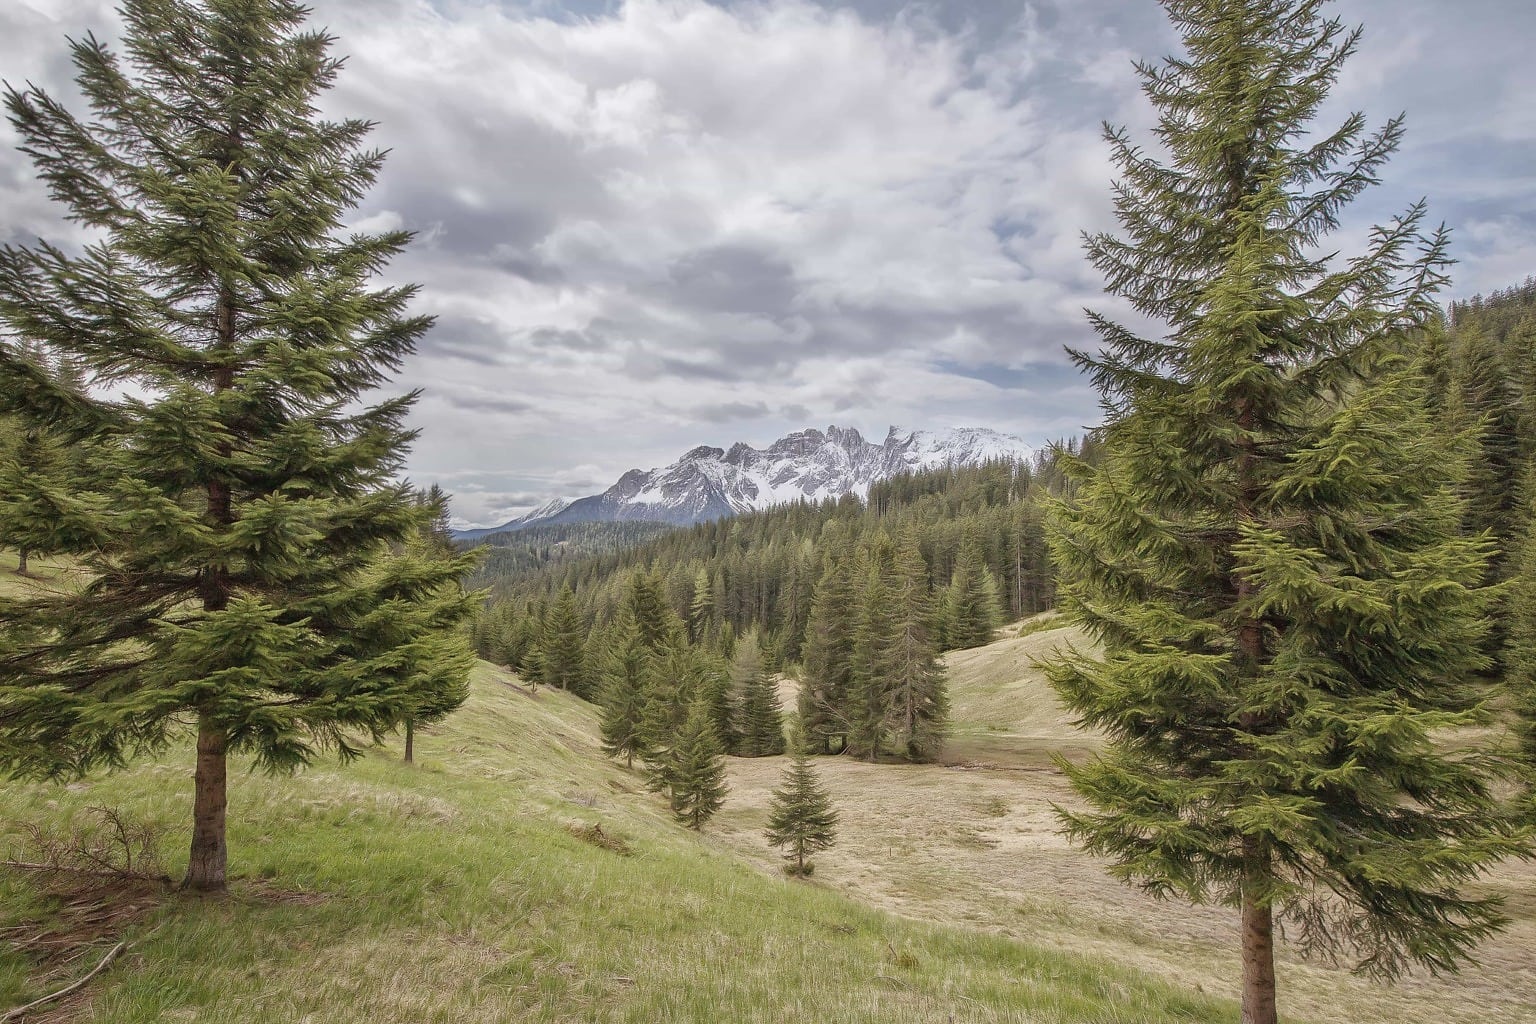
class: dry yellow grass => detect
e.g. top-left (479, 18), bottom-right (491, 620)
top-left (714, 617), bottom-right (1536, 1024)
top-left (0, 548), bottom-right (83, 599)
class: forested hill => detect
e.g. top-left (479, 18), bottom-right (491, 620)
top-left (1436, 279), bottom-right (1536, 592)
top-left (468, 445), bottom-right (1089, 670)
top-left (464, 520), bottom-right (680, 594)
top-left (1449, 277), bottom-right (1536, 343)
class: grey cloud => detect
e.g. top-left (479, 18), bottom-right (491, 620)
top-left (431, 391), bottom-right (534, 416)
top-left (690, 400), bottom-right (771, 422)
top-left (667, 245), bottom-right (800, 315)
top-left (419, 314), bottom-right (511, 366)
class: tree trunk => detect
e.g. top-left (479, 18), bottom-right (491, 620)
top-left (404, 718), bottom-right (415, 765)
top-left (16, 547), bottom-right (27, 575)
top-left (183, 719), bottom-right (228, 892)
top-left (1240, 854), bottom-right (1278, 1024)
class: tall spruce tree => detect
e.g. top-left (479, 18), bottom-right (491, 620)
top-left (398, 488), bottom-right (473, 766)
top-left (668, 698), bottom-right (729, 830)
top-left (889, 535), bottom-right (948, 762)
top-left (599, 615), bottom-right (651, 769)
top-left (626, 570), bottom-right (682, 652)
top-left (539, 586), bottom-right (590, 697)
top-left (689, 566), bottom-right (714, 644)
top-left (797, 554), bottom-right (854, 753)
top-left (847, 548), bottom-right (898, 761)
top-left (731, 629), bottom-right (786, 757)
top-left (943, 539), bottom-right (1003, 650)
top-left (0, 0), bottom-right (477, 892)
top-left (1044, 3), bottom-right (1529, 1022)
top-left (639, 634), bottom-right (705, 797)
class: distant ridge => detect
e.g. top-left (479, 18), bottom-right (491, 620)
top-left (455, 425), bottom-right (1033, 538)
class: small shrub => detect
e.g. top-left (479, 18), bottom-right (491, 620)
top-left (564, 821), bottom-right (634, 856)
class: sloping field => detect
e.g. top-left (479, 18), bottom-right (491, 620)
top-left (713, 618), bottom-right (1536, 1024)
top-left (0, 662), bottom-right (1234, 1023)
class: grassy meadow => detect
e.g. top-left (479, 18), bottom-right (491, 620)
top-left (718, 618), bottom-right (1536, 1024)
top-left (1, 556), bottom-right (1532, 1023)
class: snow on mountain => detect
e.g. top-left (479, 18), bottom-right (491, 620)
top-left (452, 497), bottom-right (571, 541)
top-left (453, 425), bottom-right (1034, 537)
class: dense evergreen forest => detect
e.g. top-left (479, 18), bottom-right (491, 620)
top-left (464, 520), bottom-right (681, 594)
top-left (467, 447), bottom-right (1084, 662)
top-left (463, 446), bottom-right (1089, 766)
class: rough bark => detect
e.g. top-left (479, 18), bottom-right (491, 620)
top-left (1241, 882), bottom-right (1278, 1024)
top-left (183, 718), bottom-right (228, 892)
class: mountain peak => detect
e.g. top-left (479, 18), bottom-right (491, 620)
top-left (454, 424), bottom-right (1034, 537)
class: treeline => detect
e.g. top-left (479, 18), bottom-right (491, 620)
top-left (1437, 280), bottom-right (1536, 565)
top-left (463, 520), bottom-right (678, 593)
top-left (470, 449), bottom-right (1086, 669)
top-left (1442, 281), bottom-right (1536, 755)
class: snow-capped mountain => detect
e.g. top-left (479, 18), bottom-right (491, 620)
top-left (452, 497), bottom-right (571, 541)
top-left (457, 425), bottom-right (1033, 537)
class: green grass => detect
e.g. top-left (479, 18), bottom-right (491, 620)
top-left (0, 663), bottom-right (1237, 1023)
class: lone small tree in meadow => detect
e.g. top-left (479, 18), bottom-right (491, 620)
top-left (0, 0), bottom-right (476, 892)
top-left (765, 728), bottom-right (837, 876)
top-left (1045, 2), bottom-right (1530, 1022)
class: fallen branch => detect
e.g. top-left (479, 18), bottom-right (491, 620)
top-left (2, 860), bottom-right (170, 883)
top-left (0, 940), bottom-right (125, 1023)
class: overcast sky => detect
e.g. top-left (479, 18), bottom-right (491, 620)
top-left (5, 0), bottom-right (1535, 526)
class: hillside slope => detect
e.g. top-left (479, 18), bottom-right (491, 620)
top-left (0, 661), bottom-right (1231, 1024)
top-left (716, 617), bottom-right (1536, 1024)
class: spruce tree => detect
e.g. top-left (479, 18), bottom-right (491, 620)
top-left (731, 629), bottom-right (785, 757)
top-left (639, 634), bottom-right (704, 797)
top-left (0, 0), bottom-right (476, 892)
top-left (847, 550), bottom-right (898, 761)
top-left (539, 586), bottom-right (590, 697)
top-left (797, 554), bottom-right (854, 754)
top-left (890, 535), bottom-right (948, 762)
top-left (627, 570), bottom-right (682, 651)
top-left (943, 539), bottom-right (1002, 650)
top-left (1045, 3), bottom-right (1529, 1021)
top-left (598, 616), bottom-right (650, 769)
top-left (668, 698), bottom-right (729, 830)
top-left (399, 487), bottom-right (473, 766)
top-left (689, 566), bottom-right (714, 644)
top-left (765, 730), bottom-right (838, 875)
